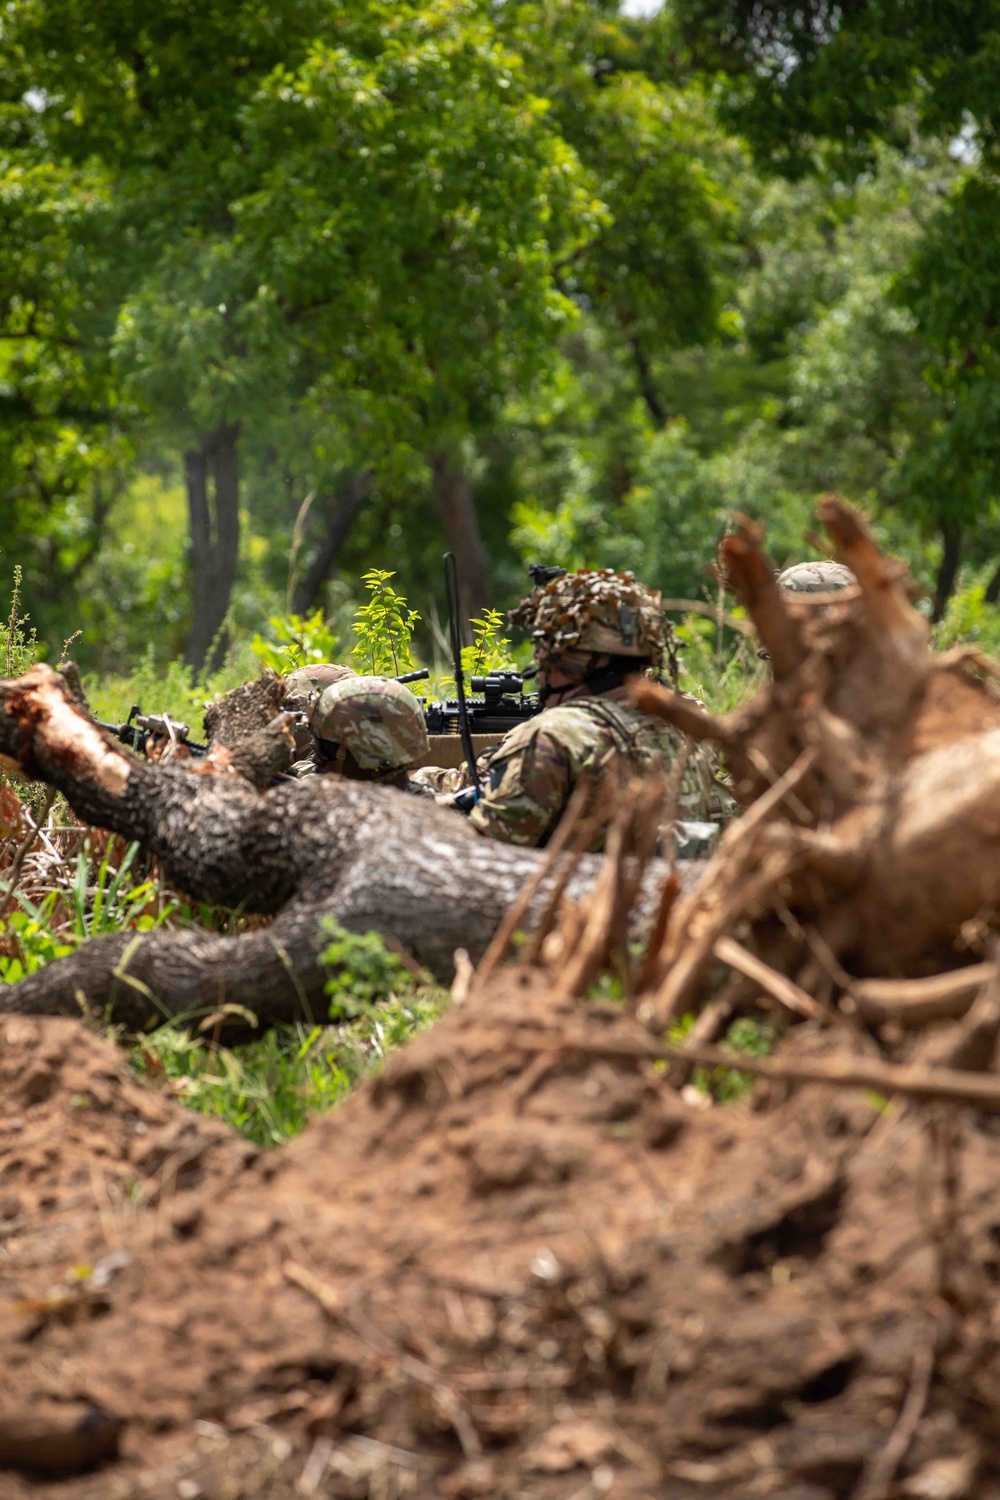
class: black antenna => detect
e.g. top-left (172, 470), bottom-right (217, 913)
top-left (443, 552), bottom-right (481, 794)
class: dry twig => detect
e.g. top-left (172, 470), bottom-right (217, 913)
top-left (712, 934), bottom-right (832, 1024)
top-left (282, 1260), bottom-right (482, 1460)
top-left (0, 787), bottom-right (56, 924)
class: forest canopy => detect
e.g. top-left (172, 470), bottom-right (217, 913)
top-left (2, 0), bottom-right (1000, 673)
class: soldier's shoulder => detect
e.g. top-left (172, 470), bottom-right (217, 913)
top-left (491, 705), bottom-right (604, 760)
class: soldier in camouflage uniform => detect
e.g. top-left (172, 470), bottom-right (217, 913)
top-left (414, 569), bottom-right (723, 850)
top-left (298, 676), bottom-right (431, 793)
top-left (283, 663), bottom-right (359, 758)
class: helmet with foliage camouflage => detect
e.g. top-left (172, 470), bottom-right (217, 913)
top-left (308, 676), bottom-right (429, 771)
top-left (778, 561), bottom-right (856, 594)
top-left (509, 569), bottom-right (668, 668)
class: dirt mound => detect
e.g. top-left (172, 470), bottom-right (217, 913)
top-left (1, 980), bottom-right (999, 1499)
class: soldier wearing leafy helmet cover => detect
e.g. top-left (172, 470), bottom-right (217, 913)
top-left (420, 569), bottom-right (723, 850)
top-left (299, 675), bottom-right (432, 792)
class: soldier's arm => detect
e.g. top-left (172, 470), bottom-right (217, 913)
top-left (468, 729), bottom-right (571, 847)
top-left (408, 764), bottom-right (465, 795)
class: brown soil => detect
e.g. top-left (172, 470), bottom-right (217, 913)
top-left (1, 980), bottom-right (999, 1499)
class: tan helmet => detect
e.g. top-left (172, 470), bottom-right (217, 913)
top-left (777, 561), bottom-right (856, 594)
top-left (757, 559), bottom-right (857, 662)
top-left (284, 662), bottom-right (358, 707)
top-left (308, 676), bottom-right (429, 771)
top-left (509, 569), bottom-right (668, 668)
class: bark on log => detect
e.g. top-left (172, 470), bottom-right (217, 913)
top-left (0, 665), bottom-right (671, 1033)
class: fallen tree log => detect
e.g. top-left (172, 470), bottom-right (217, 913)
top-left (0, 665), bottom-right (676, 1032)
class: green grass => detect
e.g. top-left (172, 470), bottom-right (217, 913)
top-left (668, 1011), bottom-right (779, 1103)
top-left (129, 984), bottom-right (448, 1148)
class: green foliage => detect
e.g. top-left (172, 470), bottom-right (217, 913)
top-left (132, 976), bottom-right (447, 1147)
top-left (0, 841), bottom-right (177, 982)
top-left (711, 1016), bottom-right (777, 1104)
top-left (5, 2), bottom-right (1000, 688)
top-left (85, 645), bottom-right (257, 731)
top-left (467, 609), bottom-right (513, 675)
top-left (667, 1010), bottom-right (777, 1104)
top-left (2, 566), bottom-right (39, 678)
top-left (351, 569), bottom-right (419, 677)
top-left (0, 910), bottom-right (74, 982)
top-left (250, 609), bottom-right (340, 674)
top-left (132, 1024), bottom-right (357, 1149)
top-left (320, 916), bottom-right (424, 1020)
top-left (674, 615), bottom-right (766, 716)
top-left (438, 607), bottom-right (516, 696)
top-left (934, 575), bottom-right (1000, 657)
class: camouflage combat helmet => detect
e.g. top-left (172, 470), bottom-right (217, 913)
top-left (777, 561), bottom-right (856, 594)
top-left (308, 676), bottom-right (429, 771)
top-left (509, 569), bottom-right (668, 668)
top-left (284, 662), bottom-right (358, 707)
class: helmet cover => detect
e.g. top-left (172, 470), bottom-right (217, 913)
top-left (308, 675), bottom-right (429, 770)
top-left (509, 569), bottom-right (668, 668)
top-left (777, 561), bottom-right (856, 594)
top-left (284, 662), bottom-right (358, 707)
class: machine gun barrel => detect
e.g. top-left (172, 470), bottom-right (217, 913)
top-left (96, 707), bottom-right (208, 759)
top-left (528, 563), bottom-right (567, 589)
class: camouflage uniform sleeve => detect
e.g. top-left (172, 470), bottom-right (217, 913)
top-left (409, 764), bottom-right (466, 795)
top-left (468, 723), bottom-right (572, 847)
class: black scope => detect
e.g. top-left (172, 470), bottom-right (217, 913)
top-left (469, 671), bottom-right (529, 696)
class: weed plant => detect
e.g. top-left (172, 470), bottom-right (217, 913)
top-left (131, 965), bottom-right (447, 1147)
top-left (667, 1012), bottom-right (779, 1102)
top-left (249, 609), bottom-right (341, 675)
top-left (0, 840), bottom-right (178, 981)
top-left (352, 569), bottom-right (420, 676)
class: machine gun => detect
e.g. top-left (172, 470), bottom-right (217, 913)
top-left (96, 705), bottom-right (209, 759)
top-left (423, 669), bottom-right (540, 739)
top-left (423, 560), bottom-right (568, 750)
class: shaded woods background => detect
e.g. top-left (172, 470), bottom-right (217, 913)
top-left (4, 0), bottom-right (1000, 674)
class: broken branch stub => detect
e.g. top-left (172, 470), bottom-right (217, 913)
top-left (718, 519), bottom-right (805, 680)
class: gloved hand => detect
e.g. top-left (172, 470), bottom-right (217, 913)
top-left (451, 786), bottom-right (480, 814)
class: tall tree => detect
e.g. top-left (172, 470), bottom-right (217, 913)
top-left (1, 0), bottom-right (595, 663)
top-left (668, 0), bottom-right (1000, 608)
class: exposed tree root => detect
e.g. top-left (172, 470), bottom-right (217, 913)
top-left (627, 496), bottom-right (1000, 1014)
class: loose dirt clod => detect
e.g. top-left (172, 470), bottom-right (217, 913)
top-left (4, 498), bottom-right (1000, 1496)
top-left (1, 972), bottom-right (999, 1498)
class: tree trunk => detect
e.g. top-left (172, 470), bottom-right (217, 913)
top-left (431, 452), bottom-right (490, 630)
top-left (0, 665), bottom-right (669, 1035)
top-left (292, 470), bottom-right (372, 616)
top-left (932, 517), bottom-right (963, 623)
top-left (629, 335), bottom-right (667, 428)
top-left (184, 422), bottom-right (242, 672)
